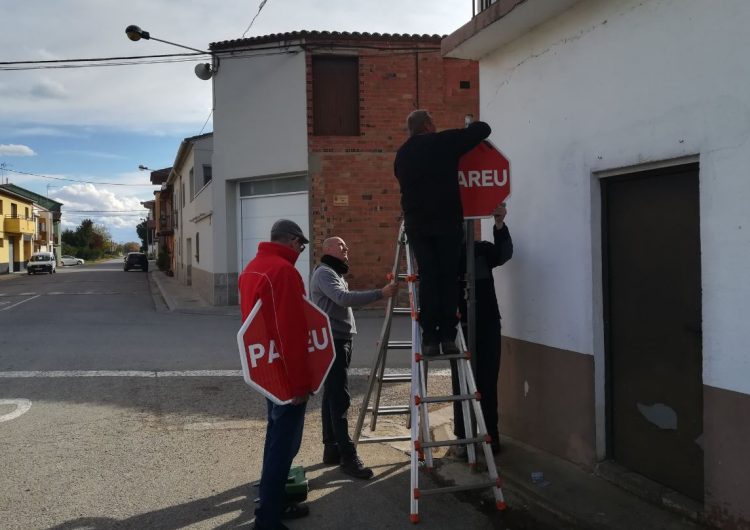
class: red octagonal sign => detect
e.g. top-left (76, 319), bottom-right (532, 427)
top-left (458, 140), bottom-right (511, 218)
top-left (236, 297), bottom-right (335, 405)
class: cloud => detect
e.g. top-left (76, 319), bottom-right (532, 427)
top-left (12, 126), bottom-right (84, 138)
top-left (29, 78), bottom-right (68, 99)
top-left (50, 183), bottom-right (150, 237)
top-left (0, 144), bottom-right (37, 157)
top-left (55, 149), bottom-right (126, 160)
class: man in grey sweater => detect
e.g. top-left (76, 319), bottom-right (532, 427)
top-left (311, 236), bottom-right (398, 479)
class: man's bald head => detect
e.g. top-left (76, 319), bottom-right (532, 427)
top-left (323, 237), bottom-right (349, 263)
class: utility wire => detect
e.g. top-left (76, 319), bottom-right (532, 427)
top-left (242, 0), bottom-right (269, 38)
top-left (5, 168), bottom-right (153, 187)
top-left (63, 210), bottom-right (146, 213)
top-left (0, 52), bottom-right (204, 66)
top-left (198, 110), bottom-right (213, 135)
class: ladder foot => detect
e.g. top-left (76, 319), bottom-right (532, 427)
top-left (496, 501), bottom-right (507, 511)
top-left (410, 514), bottom-right (420, 524)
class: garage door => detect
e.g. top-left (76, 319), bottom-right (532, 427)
top-left (240, 191), bottom-right (310, 291)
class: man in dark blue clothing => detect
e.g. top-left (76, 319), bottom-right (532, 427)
top-left (453, 202), bottom-right (513, 454)
top-left (394, 110), bottom-right (491, 356)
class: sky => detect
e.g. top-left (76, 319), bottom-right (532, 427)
top-left (0, 0), bottom-right (472, 243)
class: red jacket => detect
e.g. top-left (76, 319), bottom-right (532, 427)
top-left (239, 242), bottom-right (311, 397)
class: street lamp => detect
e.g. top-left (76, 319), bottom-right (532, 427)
top-left (125, 25), bottom-right (218, 80)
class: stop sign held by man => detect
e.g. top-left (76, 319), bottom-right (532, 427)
top-left (458, 140), bottom-right (511, 218)
top-left (237, 297), bottom-right (335, 404)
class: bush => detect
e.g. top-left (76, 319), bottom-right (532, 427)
top-left (157, 245), bottom-right (171, 272)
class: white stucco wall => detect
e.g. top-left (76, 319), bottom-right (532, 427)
top-left (212, 48), bottom-right (309, 273)
top-left (478, 0), bottom-right (750, 395)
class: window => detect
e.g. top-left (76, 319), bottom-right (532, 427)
top-left (239, 175), bottom-right (308, 197)
top-left (189, 168), bottom-right (195, 201)
top-left (11, 203), bottom-right (17, 217)
top-left (0, 200), bottom-right (3, 215)
top-left (181, 182), bottom-right (185, 208)
top-left (195, 232), bottom-right (199, 263)
top-left (25, 207), bottom-right (29, 219)
top-left (312, 56), bottom-right (359, 136)
top-left (202, 165), bottom-right (212, 186)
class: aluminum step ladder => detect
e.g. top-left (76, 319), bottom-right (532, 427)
top-left (353, 222), bottom-right (507, 523)
top-left (353, 223), bottom-right (414, 446)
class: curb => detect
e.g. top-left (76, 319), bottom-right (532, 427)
top-left (148, 269), bottom-right (177, 312)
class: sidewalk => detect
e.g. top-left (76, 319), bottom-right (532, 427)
top-left (148, 267), bottom-right (709, 529)
top-left (148, 267), bottom-right (240, 317)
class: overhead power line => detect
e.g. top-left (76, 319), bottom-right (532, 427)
top-left (5, 168), bottom-right (153, 187)
top-left (63, 209), bottom-right (146, 213)
top-left (242, 0), bottom-right (270, 38)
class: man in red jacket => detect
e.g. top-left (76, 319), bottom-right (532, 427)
top-left (239, 219), bottom-right (312, 530)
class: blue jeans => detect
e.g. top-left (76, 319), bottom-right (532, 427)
top-left (322, 339), bottom-right (355, 460)
top-left (255, 399), bottom-right (307, 529)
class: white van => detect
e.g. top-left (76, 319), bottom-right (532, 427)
top-left (27, 252), bottom-right (56, 275)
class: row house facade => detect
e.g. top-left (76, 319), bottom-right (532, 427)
top-left (443, 0), bottom-right (750, 527)
top-left (0, 183), bottom-right (62, 274)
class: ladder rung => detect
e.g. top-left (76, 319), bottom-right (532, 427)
top-left (418, 394), bottom-right (474, 404)
top-left (387, 340), bottom-right (412, 349)
top-left (419, 436), bottom-right (486, 449)
top-left (420, 353), bottom-right (468, 361)
top-left (366, 405), bottom-right (411, 415)
top-left (393, 307), bottom-right (412, 314)
top-left (358, 435), bottom-right (412, 443)
top-left (382, 374), bottom-right (411, 383)
top-left (417, 480), bottom-right (499, 496)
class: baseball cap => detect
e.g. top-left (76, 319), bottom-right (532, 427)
top-left (270, 219), bottom-right (309, 244)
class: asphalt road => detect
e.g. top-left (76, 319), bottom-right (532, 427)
top-left (0, 260), bottom-right (498, 530)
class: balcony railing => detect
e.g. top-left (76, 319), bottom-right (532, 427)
top-left (3, 214), bottom-right (35, 235)
top-left (157, 214), bottom-right (174, 235)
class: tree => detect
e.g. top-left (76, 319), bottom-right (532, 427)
top-left (123, 242), bottom-right (140, 253)
top-left (136, 220), bottom-right (147, 252)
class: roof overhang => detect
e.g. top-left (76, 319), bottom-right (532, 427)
top-left (442, 0), bottom-right (581, 60)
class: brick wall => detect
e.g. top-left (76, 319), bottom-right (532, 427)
top-left (307, 41), bottom-right (479, 295)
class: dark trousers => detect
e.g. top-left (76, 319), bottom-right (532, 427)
top-left (321, 338), bottom-right (356, 460)
top-left (407, 229), bottom-right (463, 343)
top-left (255, 399), bottom-right (307, 529)
top-left (452, 322), bottom-right (501, 439)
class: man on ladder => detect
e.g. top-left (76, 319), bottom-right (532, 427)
top-left (394, 109), bottom-right (491, 357)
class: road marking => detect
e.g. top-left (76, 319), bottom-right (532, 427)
top-left (0, 370), bottom-right (242, 378)
top-left (0, 294), bottom-right (40, 312)
top-left (0, 399), bottom-right (32, 422)
top-left (0, 368), bottom-right (450, 377)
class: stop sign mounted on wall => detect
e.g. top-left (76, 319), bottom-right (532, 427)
top-left (458, 140), bottom-right (511, 218)
top-left (236, 297), bottom-right (335, 405)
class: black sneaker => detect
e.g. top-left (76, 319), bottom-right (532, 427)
top-left (441, 341), bottom-right (459, 356)
top-left (280, 502), bottom-right (310, 520)
top-left (422, 342), bottom-right (440, 357)
top-left (340, 456), bottom-right (374, 480)
top-left (323, 445), bottom-right (340, 465)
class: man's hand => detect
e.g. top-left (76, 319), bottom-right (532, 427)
top-left (381, 281), bottom-right (399, 298)
top-left (291, 393), bottom-right (310, 405)
top-left (492, 202), bottom-right (507, 229)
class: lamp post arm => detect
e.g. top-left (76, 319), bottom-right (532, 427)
top-left (148, 36), bottom-right (210, 55)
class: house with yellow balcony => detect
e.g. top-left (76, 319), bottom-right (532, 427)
top-left (0, 186), bottom-right (35, 274)
top-left (0, 184), bottom-right (63, 274)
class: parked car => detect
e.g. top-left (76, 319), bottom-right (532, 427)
top-left (27, 252), bottom-right (56, 275)
top-left (60, 255), bottom-right (84, 266)
top-left (124, 252), bottom-right (148, 272)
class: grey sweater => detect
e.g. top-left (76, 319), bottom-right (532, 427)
top-left (310, 263), bottom-right (383, 339)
